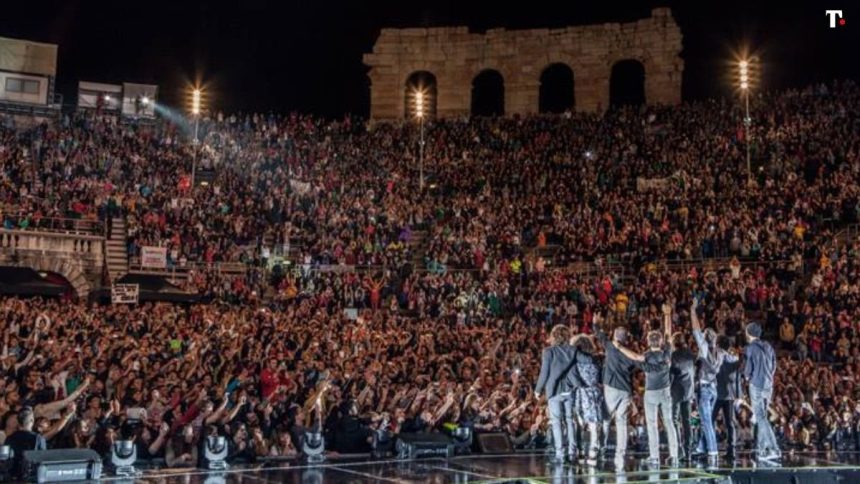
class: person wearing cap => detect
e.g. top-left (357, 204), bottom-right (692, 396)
top-left (743, 321), bottom-right (780, 462)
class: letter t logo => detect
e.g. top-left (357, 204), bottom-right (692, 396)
top-left (826, 10), bottom-right (843, 28)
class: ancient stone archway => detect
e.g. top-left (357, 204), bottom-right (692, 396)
top-left (610, 59), bottom-right (646, 106)
top-left (365, 8), bottom-right (683, 120)
top-left (539, 63), bottom-right (575, 113)
top-left (471, 69), bottom-right (505, 116)
top-left (404, 71), bottom-right (438, 119)
top-left (4, 252), bottom-right (92, 297)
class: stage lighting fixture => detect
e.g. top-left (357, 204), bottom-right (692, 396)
top-left (110, 440), bottom-right (140, 477)
top-left (301, 431), bottom-right (326, 464)
top-left (203, 435), bottom-right (229, 470)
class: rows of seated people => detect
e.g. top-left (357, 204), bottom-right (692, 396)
top-left (0, 80), bottom-right (859, 469)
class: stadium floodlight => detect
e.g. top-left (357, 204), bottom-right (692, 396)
top-left (190, 86), bottom-right (204, 188)
top-left (415, 90), bottom-right (425, 120)
top-left (735, 56), bottom-right (757, 184)
top-left (191, 89), bottom-right (202, 116)
top-left (412, 88), bottom-right (427, 191)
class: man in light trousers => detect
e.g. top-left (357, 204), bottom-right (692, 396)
top-left (596, 323), bottom-right (639, 468)
top-left (614, 303), bottom-right (679, 468)
top-left (743, 322), bottom-right (781, 462)
top-left (535, 324), bottom-right (578, 463)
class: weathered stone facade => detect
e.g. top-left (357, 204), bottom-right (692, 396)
top-left (0, 231), bottom-right (103, 297)
top-left (364, 8), bottom-right (683, 120)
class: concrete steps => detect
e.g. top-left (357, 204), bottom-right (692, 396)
top-left (105, 217), bottom-right (129, 283)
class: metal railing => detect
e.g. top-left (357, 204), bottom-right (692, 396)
top-left (127, 259), bottom-right (248, 277)
top-left (1, 213), bottom-right (104, 236)
top-left (832, 223), bottom-right (860, 248)
top-left (0, 229), bottom-right (104, 254)
top-left (561, 256), bottom-right (796, 279)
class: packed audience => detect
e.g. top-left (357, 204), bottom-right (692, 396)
top-left (1, 80), bottom-right (860, 470)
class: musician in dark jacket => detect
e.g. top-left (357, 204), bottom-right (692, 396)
top-left (713, 336), bottom-right (742, 460)
top-left (743, 322), bottom-right (780, 462)
top-left (670, 331), bottom-right (696, 460)
top-left (534, 324), bottom-right (577, 462)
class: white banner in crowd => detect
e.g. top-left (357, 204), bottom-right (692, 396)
top-left (112, 284), bottom-right (139, 304)
top-left (141, 246), bottom-right (168, 268)
top-left (636, 177), bottom-right (671, 192)
top-left (636, 170), bottom-right (698, 193)
top-left (289, 179), bottom-right (311, 195)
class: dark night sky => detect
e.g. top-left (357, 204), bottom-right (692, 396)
top-left (1, 1), bottom-right (856, 117)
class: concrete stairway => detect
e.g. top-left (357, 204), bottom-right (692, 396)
top-left (105, 217), bottom-right (129, 282)
top-left (410, 229), bottom-right (429, 270)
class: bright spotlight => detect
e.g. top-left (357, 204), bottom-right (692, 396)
top-left (191, 88), bottom-right (202, 116)
top-left (735, 56), bottom-right (757, 92)
top-left (414, 90), bottom-right (425, 119)
top-left (141, 96), bottom-right (150, 106)
top-left (104, 94), bottom-right (111, 102)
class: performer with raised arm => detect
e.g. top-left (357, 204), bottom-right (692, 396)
top-left (594, 315), bottom-right (639, 469)
top-left (612, 303), bottom-right (679, 468)
top-left (690, 297), bottom-right (736, 468)
top-left (534, 324), bottom-right (577, 463)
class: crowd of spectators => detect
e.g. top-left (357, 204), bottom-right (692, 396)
top-left (1, 80), bottom-right (860, 470)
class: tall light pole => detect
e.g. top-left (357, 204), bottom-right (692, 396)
top-left (190, 88), bottom-right (202, 187)
top-left (737, 58), bottom-right (755, 185)
top-left (414, 89), bottom-right (426, 191)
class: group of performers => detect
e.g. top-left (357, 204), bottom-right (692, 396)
top-left (534, 298), bottom-right (779, 469)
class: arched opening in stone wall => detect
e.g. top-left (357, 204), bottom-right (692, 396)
top-left (0, 266), bottom-right (74, 298)
top-left (610, 59), bottom-right (646, 106)
top-left (539, 63), bottom-right (575, 113)
top-left (471, 69), bottom-right (505, 117)
top-left (404, 71), bottom-right (438, 119)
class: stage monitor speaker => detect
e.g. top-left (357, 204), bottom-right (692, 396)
top-left (729, 468), bottom-right (860, 484)
top-left (395, 432), bottom-right (454, 459)
top-left (22, 448), bottom-right (102, 483)
top-left (476, 432), bottom-right (513, 454)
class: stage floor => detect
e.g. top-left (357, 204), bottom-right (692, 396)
top-left (110, 451), bottom-right (860, 483)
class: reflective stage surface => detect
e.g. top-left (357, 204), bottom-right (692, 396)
top-left (104, 451), bottom-right (860, 483)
